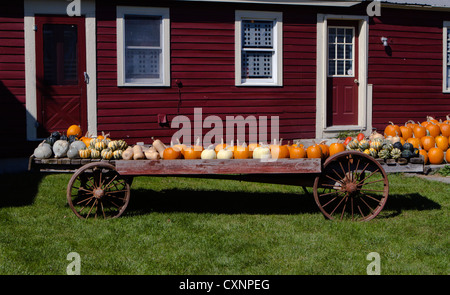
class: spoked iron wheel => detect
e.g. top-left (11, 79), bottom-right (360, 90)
top-left (313, 151), bottom-right (389, 221)
top-left (67, 162), bottom-right (131, 219)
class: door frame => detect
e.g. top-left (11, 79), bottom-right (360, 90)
top-left (24, 0), bottom-right (97, 140)
top-left (316, 14), bottom-right (371, 139)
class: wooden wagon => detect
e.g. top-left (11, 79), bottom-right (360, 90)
top-left (28, 151), bottom-right (425, 221)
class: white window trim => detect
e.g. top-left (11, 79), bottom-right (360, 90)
top-left (116, 6), bottom-right (170, 87)
top-left (235, 10), bottom-right (283, 86)
top-left (443, 21), bottom-right (450, 93)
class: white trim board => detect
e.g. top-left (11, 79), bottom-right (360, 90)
top-left (24, 0), bottom-right (97, 140)
top-left (316, 14), bottom-right (370, 139)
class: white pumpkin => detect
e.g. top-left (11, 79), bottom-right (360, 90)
top-left (67, 146), bottom-right (80, 159)
top-left (34, 142), bottom-right (52, 159)
top-left (70, 140), bottom-right (86, 151)
top-left (217, 148), bottom-right (233, 159)
top-left (201, 145), bottom-right (217, 159)
top-left (53, 140), bottom-right (70, 158)
top-left (253, 145), bottom-right (271, 159)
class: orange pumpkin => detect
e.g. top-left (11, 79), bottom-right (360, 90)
top-left (407, 137), bottom-right (422, 149)
top-left (183, 146), bottom-right (201, 159)
top-left (234, 144), bottom-right (250, 159)
top-left (405, 120), bottom-right (417, 130)
top-left (306, 144), bottom-right (323, 159)
top-left (440, 123), bottom-right (450, 137)
top-left (248, 143), bottom-right (259, 158)
top-left (163, 147), bottom-right (182, 160)
top-left (446, 150), bottom-right (450, 164)
top-left (67, 125), bottom-right (82, 138)
top-left (420, 135), bottom-right (436, 151)
top-left (435, 135), bottom-right (449, 151)
top-left (270, 144), bottom-right (290, 159)
top-left (399, 125), bottom-right (413, 140)
top-left (428, 147), bottom-right (444, 164)
top-left (384, 121), bottom-right (402, 137)
top-left (289, 146), bottom-right (307, 158)
top-left (419, 149), bottom-right (428, 164)
top-left (329, 142), bottom-right (346, 157)
top-left (426, 123), bottom-right (441, 138)
top-left (413, 124), bottom-right (427, 139)
top-left (443, 115), bottom-right (450, 125)
top-left (318, 141), bottom-right (330, 159)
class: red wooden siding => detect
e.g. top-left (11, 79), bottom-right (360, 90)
top-left (369, 8), bottom-right (450, 131)
top-left (0, 2), bottom-right (34, 158)
top-left (96, 1), bottom-right (323, 145)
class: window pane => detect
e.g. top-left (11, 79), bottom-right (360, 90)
top-left (329, 60), bottom-right (335, 76)
top-left (242, 51), bottom-right (272, 78)
top-left (125, 15), bottom-right (161, 47)
top-left (345, 60), bottom-right (353, 75)
top-left (345, 29), bottom-right (353, 43)
top-left (328, 44), bottom-right (336, 59)
top-left (125, 49), bottom-right (161, 82)
top-left (43, 24), bottom-right (78, 85)
top-left (242, 20), bottom-right (273, 48)
top-left (345, 44), bottom-right (352, 59)
top-left (337, 60), bottom-right (345, 75)
top-left (328, 28), bottom-right (336, 43)
top-left (337, 28), bottom-right (345, 43)
top-left (337, 43), bottom-right (344, 59)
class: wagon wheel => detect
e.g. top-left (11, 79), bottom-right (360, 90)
top-left (66, 162), bottom-right (131, 219)
top-left (313, 151), bottom-right (389, 221)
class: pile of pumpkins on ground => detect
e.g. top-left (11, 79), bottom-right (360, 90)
top-left (344, 116), bottom-right (450, 165)
top-left (33, 125), bottom-right (129, 160)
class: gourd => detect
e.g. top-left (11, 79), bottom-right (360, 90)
top-left (117, 139), bottom-right (128, 151)
top-left (401, 149), bottom-right (413, 160)
top-left (234, 143), bottom-right (250, 159)
top-left (172, 139), bottom-right (187, 157)
top-left (428, 147), bottom-right (444, 164)
top-left (122, 147), bottom-right (134, 160)
top-left (215, 138), bottom-right (227, 153)
top-left (406, 137), bottom-right (421, 149)
top-left (78, 149), bottom-right (91, 159)
top-left (306, 143), bottom-right (323, 159)
top-left (113, 149), bottom-right (123, 160)
top-left (201, 145), bottom-right (217, 159)
top-left (252, 144), bottom-right (271, 159)
top-left (393, 142), bottom-right (403, 151)
top-left (217, 147), bottom-right (234, 159)
top-left (45, 136), bottom-right (57, 146)
top-left (347, 139), bottom-right (360, 150)
top-left (403, 142), bottom-right (414, 152)
top-left (101, 148), bottom-right (113, 160)
top-left (133, 145), bottom-right (145, 160)
top-left (370, 140), bottom-right (382, 151)
top-left (33, 141), bottom-right (53, 159)
top-left (369, 148), bottom-right (378, 158)
top-left (152, 137), bottom-right (166, 158)
top-left (378, 149), bottom-right (390, 160)
top-left (90, 149), bottom-right (101, 159)
top-left (94, 140), bottom-right (107, 151)
top-left (144, 147), bottom-right (160, 160)
top-left (67, 146), bottom-right (80, 159)
top-left (390, 148), bottom-right (402, 159)
top-left (358, 139), bottom-right (370, 151)
top-left (108, 140), bottom-right (119, 151)
top-left (70, 140), bottom-right (86, 151)
top-left (248, 143), bottom-right (259, 158)
top-left (53, 140), bottom-right (70, 158)
top-left (369, 130), bottom-right (384, 142)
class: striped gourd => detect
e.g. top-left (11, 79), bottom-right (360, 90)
top-left (113, 149), bottom-right (123, 160)
top-left (94, 141), bottom-right (107, 151)
top-left (108, 140), bottom-right (119, 151)
top-left (90, 149), bottom-right (101, 159)
top-left (358, 139), bottom-right (370, 151)
top-left (117, 139), bottom-right (128, 150)
top-left (78, 149), bottom-right (91, 159)
top-left (347, 139), bottom-right (360, 150)
top-left (101, 148), bottom-right (113, 160)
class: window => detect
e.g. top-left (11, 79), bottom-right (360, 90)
top-left (328, 27), bottom-right (354, 77)
top-left (117, 6), bottom-right (170, 86)
top-left (235, 11), bottom-right (283, 86)
top-left (444, 21), bottom-right (450, 92)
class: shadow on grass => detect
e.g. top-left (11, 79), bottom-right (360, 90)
top-left (0, 172), bottom-right (44, 208)
top-left (125, 188), bottom-right (441, 218)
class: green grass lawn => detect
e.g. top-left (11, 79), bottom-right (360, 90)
top-left (0, 171), bottom-right (448, 275)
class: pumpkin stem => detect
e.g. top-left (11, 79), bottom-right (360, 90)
top-left (389, 121), bottom-right (395, 125)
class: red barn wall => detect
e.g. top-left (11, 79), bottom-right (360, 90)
top-left (369, 7), bottom-right (450, 132)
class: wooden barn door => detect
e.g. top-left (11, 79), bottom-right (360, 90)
top-left (35, 15), bottom-right (87, 138)
top-left (326, 21), bottom-right (359, 127)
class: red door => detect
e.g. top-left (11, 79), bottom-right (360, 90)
top-left (326, 22), bottom-right (359, 127)
top-left (35, 15), bottom-right (87, 138)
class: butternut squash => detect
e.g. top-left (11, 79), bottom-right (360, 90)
top-left (122, 146), bottom-right (134, 160)
top-left (133, 145), bottom-right (145, 160)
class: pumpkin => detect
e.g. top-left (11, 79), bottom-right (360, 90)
top-left (446, 150), bottom-right (450, 163)
top-left (201, 145), bottom-right (217, 159)
top-left (435, 135), bottom-right (449, 151)
top-left (101, 148), bottom-right (113, 160)
top-left (217, 147), bottom-right (234, 159)
top-left (172, 139), bottom-right (187, 157)
top-left (393, 142), bottom-right (403, 151)
top-left (413, 123), bottom-right (427, 139)
top-left (401, 149), bottom-right (413, 159)
top-left (289, 145), bottom-right (307, 158)
top-left (403, 142), bottom-right (414, 152)
top-left (252, 145), bottom-right (271, 160)
top-left (384, 121), bottom-right (402, 138)
top-left (420, 135), bottom-right (435, 151)
top-left (426, 123), bottom-right (441, 138)
top-left (33, 142), bottom-right (53, 159)
top-left (67, 125), bottom-right (82, 138)
top-left (406, 137), bottom-right (421, 149)
top-left (96, 131), bottom-right (110, 141)
top-left (163, 147), bottom-right (182, 160)
top-left (399, 125), bottom-right (413, 140)
top-left (405, 120), bottom-right (417, 129)
top-left (318, 141), bottom-right (330, 158)
top-left (248, 143), bottom-right (259, 158)
top-left (439, 122), bottom-right (450, 137)
top-left (215, 138), bottom-right (227, 153)
top-left (78, 149), bottom-right (91, 159)
top-left (306, 144), bottom-right (323, 159)
top-left (270, 139), bottom-right (290, 159)
top-left (234, 143), bottom-right (250, 159)
top-left (329, 142), bottom-right (345, 157)
top-left (419, 149), bottom-right (428, 164)
top-left (52, 140), bottom-right (70, 158)
top-left (428, 147), bottom-right (444, 164)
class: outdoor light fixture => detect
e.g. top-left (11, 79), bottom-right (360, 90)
top-left (381, 37), bottom-right (388, 47)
